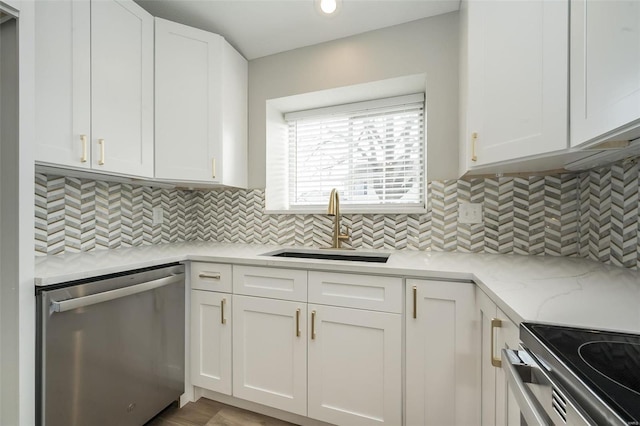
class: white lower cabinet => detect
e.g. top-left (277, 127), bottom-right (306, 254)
top-left (229, 268), bottom-right (402, 425)
top-left (405, 279), bottom-right (478, 426)
top-left (191, 290), bottom-right (232, 394)
top-left (191, 263), bottom-right (487, 426)
top-left (308, 304), bottom-right (402, 426)
top-left (477, 288), bottom-right (520, 426)
top-left (232, 294), bottom-right (307, 416)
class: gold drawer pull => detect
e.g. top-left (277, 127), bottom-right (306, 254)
top-left (80, 134), bottom-right (88, 163)
top-left (221, 298), bottom-right (227, 325)
top-left (295, 308), bottom-right (301, 337)
top-left (491, 318), bottom-right (503, 367)
top-left (98, 139), bottom-right (105, 165)
top-left (311, 310), bottom-right (316, 340)
top-left (412, 286), bottom-right (417, 319)
top-left (471, 132), bottom-right (478, 162)
top-left (199, 272), bottom-right (221, 280)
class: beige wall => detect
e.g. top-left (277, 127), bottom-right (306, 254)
top-left (248, 12), bottom-right (460, 188)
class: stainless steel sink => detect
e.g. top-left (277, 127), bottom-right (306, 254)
top-left (262, 249), bottom-right (390, 263)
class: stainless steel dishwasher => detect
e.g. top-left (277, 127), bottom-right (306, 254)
top-left (37, 263), bottom-right (185, 426)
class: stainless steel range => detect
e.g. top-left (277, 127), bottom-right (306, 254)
top-left (504, 322), bottom-right (640, 426)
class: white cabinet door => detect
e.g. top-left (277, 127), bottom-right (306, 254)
top-left (155, 18), bottom-right (247, 187)
top-left (218, 41), bottom-right (248, 188)
top-left (34, 0), bottom-right (91, 169)
top-left (155, 18), bottom-right (223, 182)
top-left (307, 304), bottom-right (401, 426)
top-left (570, 0), bottom-right (640, 147)
top-left (463, 0), bottom-right (568, 168)
top-left (477, 289), bottom-right (520, 426)
top-left (406, 279), bottom-right (478, 426)
top-left (232, 295), bottom-right (307, 416)
top-left (191, 290), bottom-right (232, 394)
top-left (477, 289), bottom-right (498, 426)
top-left (495, 307), bottom-right (520, 426)
top-left (91, 0), bottom-right (154, 177)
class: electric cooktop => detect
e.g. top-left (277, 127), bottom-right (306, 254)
top-left (522, 322), bottom-right (640, 425)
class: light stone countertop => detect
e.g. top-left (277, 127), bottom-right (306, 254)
top-left (35, 242), bottom-right (640, 334)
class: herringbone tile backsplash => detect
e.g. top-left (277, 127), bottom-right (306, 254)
top-left (34, 158), bottom-right (640, 269)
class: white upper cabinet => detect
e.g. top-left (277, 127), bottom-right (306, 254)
top-left (155, 18), bottom-right (248, 187)
top-left (570, 0), bottom-right (640, 148)
top-left (461, 0), bottom-right (568, 171)
top-left (35, 0), bottom-right (154, 177)
top-left (34, 0), bottom-right (91, 169)
top-left (91, 0), bottom-right (154, 176)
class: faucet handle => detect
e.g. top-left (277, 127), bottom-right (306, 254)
top-left (339, 225), bottom-right (350, 240)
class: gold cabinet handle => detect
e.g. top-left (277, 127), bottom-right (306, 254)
top-left (199, 272), bottom-right (221, 280)
top-left (412, 286), bottom-right (417, 319)
top-left (491, 318), bottom-right (502, 367)
top-left (296, 308), bottom-right (301, 337)
top-left (212, 157), bottom-right (216, 179)
top-left (221, 298), bottom-right (226, 325)
top-left (98, 139), bottom-right (105, 165)
top-left (311, 310), bottom-right (316, 340)
top-left (80, 134), bottom-right (88, 163)
top-left (471, 132), bottom-right (478, 162)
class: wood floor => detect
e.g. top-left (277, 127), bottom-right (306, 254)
top-left (145, 398), bottom-right (297, 426)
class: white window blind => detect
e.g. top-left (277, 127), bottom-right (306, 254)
top-left (285, 93), bottom-right (425, 211)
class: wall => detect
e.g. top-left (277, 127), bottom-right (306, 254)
top-left (8, 0), bottom-right (37, 424)
top-left (248, 12), bottom-right (460, 188)
top-left (35, 157), bottom-right (640, 271)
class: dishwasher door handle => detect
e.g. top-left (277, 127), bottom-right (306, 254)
top-left (51, 273), bottom-right (184, 313)
top-left (502, 348), bottom-right (550, 426)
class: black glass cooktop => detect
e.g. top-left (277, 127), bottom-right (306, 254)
top-left (525, 323), bottom-right (640, 424)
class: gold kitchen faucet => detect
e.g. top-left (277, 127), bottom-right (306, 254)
top-left (326, 188), bottom-right (350, 249)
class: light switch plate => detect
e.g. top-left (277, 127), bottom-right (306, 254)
top-left (153, 207), bottom-right (164, 225)
top-left (458, 202), bottom-right (483, 224)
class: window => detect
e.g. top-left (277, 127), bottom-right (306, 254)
top-left (284, 93), bottom-right (425, 212)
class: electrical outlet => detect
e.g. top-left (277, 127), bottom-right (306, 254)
top-left (458, 202), bottom-right (483, 224)
top-left (153, 207), bottom-right (164, 226)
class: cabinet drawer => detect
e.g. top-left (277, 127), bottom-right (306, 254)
top-left (191, 262), bottom-right (232, 293)
top-left (233, 266), bottom-right (307, 302)
top-left (308, 272), bottom-right (402, 313)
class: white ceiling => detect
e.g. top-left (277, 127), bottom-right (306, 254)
top-left (134, 0), bottom-right (460, 60)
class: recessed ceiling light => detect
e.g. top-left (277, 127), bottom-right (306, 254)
top-left (316, 0), bottom-right (341, 16)
top-left (321, 0), bottom-right (337, 14)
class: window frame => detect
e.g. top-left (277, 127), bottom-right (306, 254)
top-left (264, 75), bottom-right (429, 215)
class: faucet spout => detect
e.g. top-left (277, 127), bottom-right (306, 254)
top-left (327, 188), bottom-right (349, 249)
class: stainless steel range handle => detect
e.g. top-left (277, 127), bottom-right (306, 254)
top-left (502, 348), bottom-right (550, 426)
top-left (51, 273), bottom-right (184, 313)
